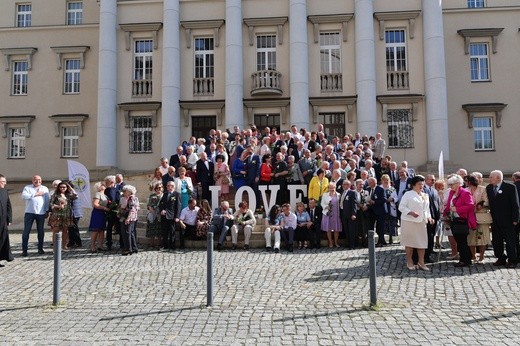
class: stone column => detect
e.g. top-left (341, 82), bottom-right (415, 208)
top-left (354, 0), bottom-right (377, 136)
top-left (162, 0), bottom-right (181, 156)
top-left (289, 0), bottom-right (310, 130)
top-left (96, 0), bottom-right (117, 167)
top-left (225, 0), bottom-right (244, 130)
top-left (422, 0), bottom-right (450, 161)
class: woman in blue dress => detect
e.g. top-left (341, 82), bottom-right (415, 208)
top-left (232, 151), bottom-right (248, 191)
top-left (174, 167), bottom-right (193, 209)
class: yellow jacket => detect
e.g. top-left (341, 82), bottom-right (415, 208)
top-left (308, 176), bottom-right (329, 202)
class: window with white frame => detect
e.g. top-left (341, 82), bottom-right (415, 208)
top-left (473, 117), bottom-right (493, 151)
top-left (8, 128), bottom-right (26, 158)
top-left (12, 61), bottom-right (28, 95)
top-left (129, 116), bottom-right (152, 153)
top-left (385, 29), bottom-right (407, 72)
top-left (134, 40), bottom-right (153, 81)
top-left (16, 3), bottom-right (32, 27)
top-left (256, 35), bottom-right (277, 71)
top-left (67, 1), bottom-right (83, 25)
top-left (319, 32), bottom-right (341, 74)
top-left (64, 59), bottom-right (81, 94)
top-left (387, 109), bottom-right (414, 148)
top-left (194, 37), bottom-right (214, 78)
top-left (62, 126), bottom-right (79, 157)
top-left (468, 0), bottom-right (485, 8)
top-left (470, 43), bottom-right (489, 81)
top-left (318, 113), bottom-right (345, 138)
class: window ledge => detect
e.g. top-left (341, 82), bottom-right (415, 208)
top-left (118, 101), bottom-right (161, 127)
top-left (49, 114), bottom-right (89, 137)
top-left (119, 22), bottom-right (163, 50)
top-left (373, 11), bottom-right (421, 40)
top-left (243, 17), bottom-right (288, 46)
top-left (180, 20), bottom-right (224, 49)
top-left (307, 14), bottom-right (353, 43)
top-left (462, 103), bottom-right (506, 128)
top-left (0, 115), bottom-right (35, 138)
top-left (377, 94), bottom-right (424, 122)
top-left (457, 28), bottom-right (503, 54)
top-left (50, 46), bottom-right (90, 69)
top-left (0, 47), bottom-right (37, 71)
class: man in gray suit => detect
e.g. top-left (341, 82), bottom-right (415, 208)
top-left (298, 149), bottom-right (316, 186)
top-left (210, 201), bottom-right (235, 250)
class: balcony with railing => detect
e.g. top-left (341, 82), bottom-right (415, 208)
top-left (132, 79), bottom-right (153, 97)
top-left (251, 70), bottom-right (282, 96)
top-left (193, 77), bottom-right (214, 96)
top-left (386, 71), bottom-right (409, 90)
top-left (320, 73), bottom-right (342, 92)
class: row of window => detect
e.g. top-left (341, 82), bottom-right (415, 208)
top-left (11, 58), bottom-right (80, 96)
top-left (16, 1), bottom-right (83, 27)
top-left (4, 110), bottom-right (494, 160)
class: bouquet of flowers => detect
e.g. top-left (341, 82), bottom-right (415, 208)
top-left (326, 200), bottom-right (333, 216)
top-left (237, 213), bottom-right (252, 225)
top-left (105, 199), bottom-right (119, 220)
top-left (385, 187), bottom-right (395, 200)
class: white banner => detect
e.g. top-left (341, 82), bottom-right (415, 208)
top-left (438, 151), bottom-right (444, 181)
top-left (67, 160), bottom-right (92, 209)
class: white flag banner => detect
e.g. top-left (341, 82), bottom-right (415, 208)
top-left (67, 160), bottom-right (92, 209)
top-left (438, 151), bottom-right (444, 181)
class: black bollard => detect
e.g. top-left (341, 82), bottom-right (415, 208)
top-left (53, 232), bottom-right (62, 306)
top-left (207, 231), bottom-right (214, 307)
top-left (367, 229), bottom-right (377, 306)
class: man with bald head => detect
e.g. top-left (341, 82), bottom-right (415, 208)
top-left (21, 175), bottom-right (50, 256)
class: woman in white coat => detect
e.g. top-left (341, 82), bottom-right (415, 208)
top-left (399, 175), bottom-right (434, 271)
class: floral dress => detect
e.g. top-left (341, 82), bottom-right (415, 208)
top-left (196, 208), bottom-right (212, 238)
top-left (215, 162), bottom-right (231, 194)
top-left (146, 192), bottom-right (163, 238)
top-left (48, 193), bottom-right (76, 229)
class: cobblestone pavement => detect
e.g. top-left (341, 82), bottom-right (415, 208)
top-left (2, 231), bottom-right (520, 345)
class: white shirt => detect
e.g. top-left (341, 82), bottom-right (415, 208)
top-left (180, 206), bottom-right (199, 226)
top-left (21, 184), bottom-right (50, 215)
top-left (282, 212), bottom-right (297, 229)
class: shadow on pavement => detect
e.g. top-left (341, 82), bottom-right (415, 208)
top-left (99, 305), bottom-right (203, 321)
top-left (273, 307), bottom-right (366, 322)
top-left (463, 310), bottom-right (520, 324)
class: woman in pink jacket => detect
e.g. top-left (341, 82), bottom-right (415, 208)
top-left (444, 175), bottom-right (476, 267)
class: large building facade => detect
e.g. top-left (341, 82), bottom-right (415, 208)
top-left (0, 0), bottom-right (518, 180)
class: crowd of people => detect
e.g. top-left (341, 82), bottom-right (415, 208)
top-left (1, 124), bottom-right (519, 271)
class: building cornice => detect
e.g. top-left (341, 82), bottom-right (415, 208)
top-left (179, 100), bottom-right (225, 127)
top-left (373, 10), bottom-right (421, 40)
top-left (50, 46), bottom-right (90, 69)
top-left (457, 28), bottom-right (504, 54)
top-left (0, 47), bottom-right (37, 71)
top-left (243, 17), bottom-right (288, 46)
top-left (0, 115), bottom-right (36, 138)
top-left (462, 103), bottom-right (507, 128)
top-left (309, 96), bottom-right (357, 124)
top-left (377, 94), bottom-right (424, 122)
top-left (307, 14), bottom-right (353, 43)
top-left (118, 101), bottom-right (162, 127)
top-left (119, 22), bottom-right (163, 50)
top-left (180, 20), bottom-right (224, 49)
top-left (49, 114), bottom-right (89, 137)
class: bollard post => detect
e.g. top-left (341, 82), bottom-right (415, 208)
top-left (53, 232), bottom-right (62, 306)
top-left (207, 231), bottom-right (214, 307)
top-left (367, 229), bottom-right (377, 307)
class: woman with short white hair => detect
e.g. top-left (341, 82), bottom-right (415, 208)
top-left (119, 185), bottom-right (140, 256)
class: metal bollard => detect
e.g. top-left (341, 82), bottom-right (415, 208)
top-left (367, 229), bottom-right (377, 306)
top-left (207, 231), bottom-right (214, 307)
top-left (53, 232), bottom-right (62, 306)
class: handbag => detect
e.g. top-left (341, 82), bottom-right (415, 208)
top-left (451, 217), bottom-right (469, 235)
top-left (221, 175), bottom-right (230, 185)
top-left (146, 211), bottom-right (155, 223)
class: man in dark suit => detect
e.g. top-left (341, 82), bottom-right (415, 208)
top-left (0, 174), bottom-right (13, 267)
top-left (169, 146), bottom-right (184, 168)
top-left (244, 146), bottom-right (261, 208)
top-left (104, 175), bottom-right (121, 250)
top-left (423, 174), bottom-right (440, 263)
top-left (196, 152), bottom-right (215, 201)
top-left (340, 180), bottom-right (358, 249)
top-left (513, 171), bottom-right (520, 257)
top-left (159, 181), bottom-right (182, 250)
top-left (307, 198), bottom-right (323, 249)
top-left (487, 170), bottom-right (520, 268)
top-left (367, 177), bottom-right (387, 246)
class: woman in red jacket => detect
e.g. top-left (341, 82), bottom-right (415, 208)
top-left (444, 174), bottom-right (476, 267)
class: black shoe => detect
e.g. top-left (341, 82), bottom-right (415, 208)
top-left (38, 249), bottom-right (45, 255)
top-left (217, 243), bottom-right (223, 251)
top-left (274, 248), bottom-right (280, 253)
top-left (22, 251), bottom-right (28, 257)
top-left (454, 262), bottom-right (469, 267)
top-left (265, 247), bottom-right (272, 252)
top-left (424, 257), bottom-right (435, 264)
top-left (0, 263), bottom-right (5, 267)
top-left (493, 259), bottom-right (507, 266)
top-left (243, 244), bottom-right (249, 250)
top-left (288, 246), bottom-right (293, 253)
top-left (506, 262), bottom-right (517, 269)
top-left (231, 244), bottom-right (237, 250)
top-left (121, 251), bottom-right (131, 256)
